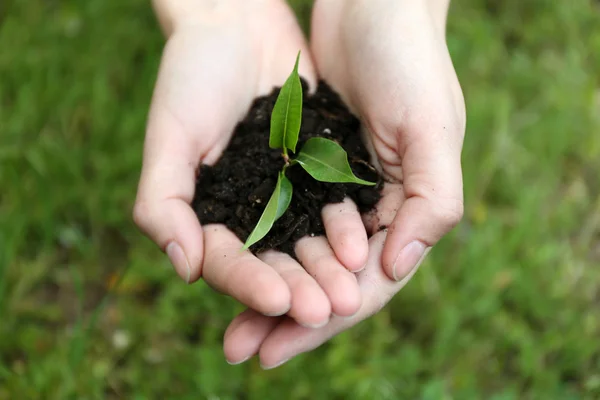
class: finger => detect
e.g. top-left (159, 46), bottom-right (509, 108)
top-left (258, 231), bottom-right (418, 368)
top-left (295, 237), bottom-right (361, 318)
top-left (133, 102), bottom-right (206, 283)
top-left (223, 309), bottom-right (281, 365)
top-left (202, 225), bottom-right (291, 316)
top-left (322, 198), bottom-right (368, 272)
top-left (361, 183), bottom-right (404, 235)
top-left (382, 129), bottom-right (464, 281)
top-left (133, 31), bottom-right (253, 283)
top-left (259, 251), bottom-right (331, 328)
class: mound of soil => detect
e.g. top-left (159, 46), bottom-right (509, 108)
top-left (192, 80), bottom-right (383, 256)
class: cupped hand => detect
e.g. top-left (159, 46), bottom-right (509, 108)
top-left (134, 0), bottom-right (369, 328)
top-left (223, 0), bottom-right (466, 368)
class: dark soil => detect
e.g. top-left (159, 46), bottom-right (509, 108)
top-left (192, 80), bottom-right (383, 256)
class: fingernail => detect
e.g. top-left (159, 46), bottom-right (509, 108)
top-left (226, 355), bottom-right (251, 366)
top-left (351, 262), bottom-right (367, 273)
top-left (166, 241), bottom-right (191, 283)
top-left (392, 241), bottom-right (430, 281)
top-left (332, 312), bottom-right (358, 321)
top-left (261, 357), bottom-right (291, 370)
top-left (263, 304), bottom-right (291, 317)
top-left (299, 318), bottom-right (329, 329)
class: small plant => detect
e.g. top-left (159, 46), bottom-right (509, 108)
top-left (242, 52), bottom-right (375, 250)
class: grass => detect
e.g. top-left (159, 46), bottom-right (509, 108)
top-left (1, 0), bottom-right (599, 398)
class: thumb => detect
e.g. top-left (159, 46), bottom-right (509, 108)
top-left (133, 104), bottom-right (207, 284)
top-left (133, 31), bottom-right (249, 283)
top-left (381, 124), bottom-right (465, 281)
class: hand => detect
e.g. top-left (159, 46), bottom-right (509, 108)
top-left (223, 0), bottom-right (466, 368)
top-left (134, 0), bottom-right (371, 330)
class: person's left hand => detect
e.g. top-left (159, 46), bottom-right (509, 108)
top-left (222, 0), bottom-right (466, 369)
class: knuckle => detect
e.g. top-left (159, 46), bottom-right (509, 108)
top-left (132, 200), bottom-right (149, 229)
top-left (294, 236), bottom-right (313, 253)
top-left (363, 275), bottom-right (391, 315)
top-left (434, 198), bottom-right (464, 228)
top-left (220, 259), bottom-right (248, 295)
top-left (311, 253), bottom-right (335, 268)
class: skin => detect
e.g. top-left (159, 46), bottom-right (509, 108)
top-left (135, 0), bottom-right (465, 369)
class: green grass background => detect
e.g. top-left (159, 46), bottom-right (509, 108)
top-left (1, 0), bottom-right (599, 398)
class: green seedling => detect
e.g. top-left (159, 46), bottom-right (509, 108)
top-left (242, 52), bottom-right (375, 250)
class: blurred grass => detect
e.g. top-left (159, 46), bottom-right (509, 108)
top-left (1, 0), bottom-right (599, 398)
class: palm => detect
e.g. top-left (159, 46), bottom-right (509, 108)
top-left (150, 11), bottom-right (316, 167)
top-left (311, 1), bottom-right (464, 179)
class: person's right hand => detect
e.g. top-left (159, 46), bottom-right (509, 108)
top-left (134, 0), bottom-right (369, 331)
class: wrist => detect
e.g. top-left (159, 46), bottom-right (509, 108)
top-left (152, 0), bottom-right (284, 37)
top-left (426, 0), bottom-right (451, 33)
top-left (329, 0), bottom-right (450, 35)
top-left (151, 0), bottom-right (239, 36)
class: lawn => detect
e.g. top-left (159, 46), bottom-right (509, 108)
top-left (1, 0), bottom-right (599, 398)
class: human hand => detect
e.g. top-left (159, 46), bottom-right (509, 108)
top-left (134, 0), bottom-right (371, 328)
top-left (223, 0), bottom-right (466, 368)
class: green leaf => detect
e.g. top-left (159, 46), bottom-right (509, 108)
top-left (274, 172), bottom-right (293, 220)
top-left (242, 172), bottom-right (293, 250)
top-left (296, 137), bottom-right (376, 186)
top-left (269, 51), bottom-right (303, 153)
